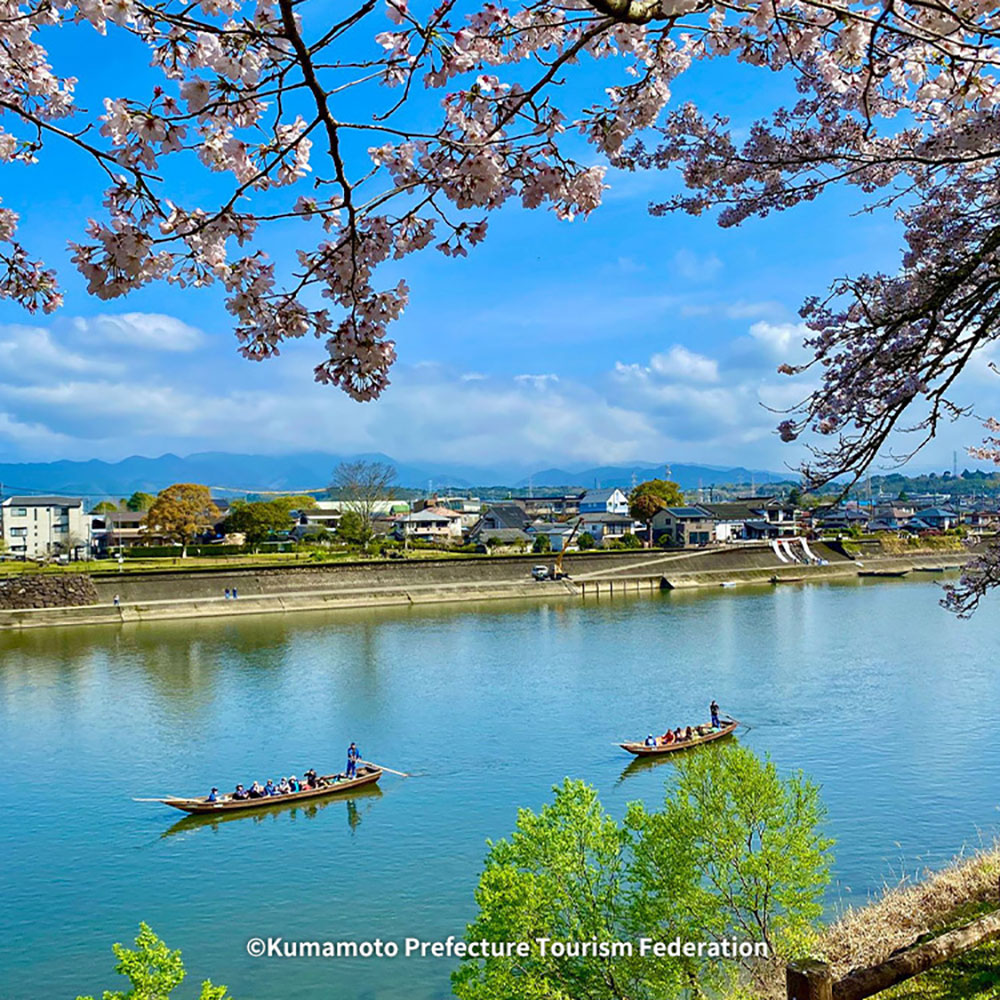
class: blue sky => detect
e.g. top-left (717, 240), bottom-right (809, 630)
top-left (1, 9), bottom-right (996, 475)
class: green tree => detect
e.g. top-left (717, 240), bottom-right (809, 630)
top-left (144, 484), bottom-right (220, 557)
top-left (531, 534), bottom-right (551, 554)
top-left (620, 532), bottom-right (642, 549)
top-left (336, 509), bottom-right (367, 546)
top-left (788, 486), bottom-right (802, 507)
top-left (454, 746), bottom-right (832, 1000)
top-left (92, 500), bottom-right (120, 513)
top-left (577, 531), bottom-right (596, 550)
top-left (628, 480), bottom-right (683, 547)
top-left (77, 923), bottom-right (231, 1000)
top-left (125, 491), bottom-right (155, 512)
top-left (224, 500), bottom-right (293, 549)
top-left (628, 745), bottom-right (832, 972)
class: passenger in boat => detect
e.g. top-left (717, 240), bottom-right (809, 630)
top-left (207, 787), bottom-right (219, 802)
top-left (710, 700), bottom-right (721, 728)
top-left (662, 729), bottom-right (675, 745)
top-left (233, 784), bottom-right (249, 800)
top-left (303, 769), bottom-right (318, 789)
top-left (288, 775), bottom-right (300, 792)
top-left (685, 726), bottom-right (694, 741)
top-left (674, 727), bottom-right (685, 741)
top-left (346, 743), bottom-right (361, 779)
top-left (264, 779), bottom-right (278, 796)
top-left (248, 781), bottom-right (264, 799)
top-left (645, 734), bottom-right (656, 747)
top-left (278, 778), bottom-right (290, 794)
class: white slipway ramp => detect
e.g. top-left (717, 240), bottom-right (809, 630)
top-left (771, 539), bottom-right (790, 563)
top-left (800, 537), bottom-right (819, 563)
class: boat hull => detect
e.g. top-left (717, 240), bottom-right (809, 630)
top-left (620, 719), bottom-right (739, 756)
top-left (161, 767), bottom-right (382, 814)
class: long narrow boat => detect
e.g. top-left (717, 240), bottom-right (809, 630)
top-left (619, 718), bottom-right (739, 757)
top-left (145, 766), bottom-right (382, 815)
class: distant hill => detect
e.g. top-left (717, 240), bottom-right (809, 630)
top-left (0, 452), bottom-right (793, 500)
top-left (518, 463), bottom-right (790, 491)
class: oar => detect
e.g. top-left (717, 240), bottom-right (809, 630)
top-left (133, 796), bottom-right (185, 802)
top-left (359, 759), bottom-right (411, 777)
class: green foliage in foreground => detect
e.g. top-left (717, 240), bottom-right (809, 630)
top-left (452, 745), bottom-right (833, 1000)
top-left (77, 923), bottom-right (232, 1000)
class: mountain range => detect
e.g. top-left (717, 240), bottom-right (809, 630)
top-left (0, 452), bottom-right (793, 499)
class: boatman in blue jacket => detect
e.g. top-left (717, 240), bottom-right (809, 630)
top-left (346, 742), bottom-right (361, 778)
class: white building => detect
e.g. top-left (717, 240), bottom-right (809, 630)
top-left (2, 496), bottom-right (89, 560)
top-left (578, 488), bottom-right (630, 515)
top-left (392, 507), bottom-right (464, 543)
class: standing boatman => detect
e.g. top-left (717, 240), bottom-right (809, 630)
top-left (346, 742), bottom-right (361, 779)
top-left (710, 700), bottom-right (721, 728)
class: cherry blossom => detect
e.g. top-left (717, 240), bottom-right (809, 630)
top-left (4, 3), bottom-right (1000, 607)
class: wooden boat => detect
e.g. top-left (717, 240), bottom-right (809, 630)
top-left (858, 568), bottom-right (910, 577)
top-left (619, 718), bottom-right (740, 756)
top-left (145, 766), bottom-right (382, 815)
top-left (770, 575), bottom-right (805, 584)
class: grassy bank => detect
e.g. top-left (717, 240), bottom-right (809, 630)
top-left (0, 548), bottom-right (481, 577)
top-left (747, 844), bottom-right (1000, 1000)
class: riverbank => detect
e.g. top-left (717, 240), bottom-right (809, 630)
top-left (0, 539), bottom-right (973, 629)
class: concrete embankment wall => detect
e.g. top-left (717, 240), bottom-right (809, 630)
top-left (0, 541), bottom-right (975, 630)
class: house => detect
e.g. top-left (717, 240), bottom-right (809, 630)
top-left (813, 505), bottom-right (870, 532)
top-left (526, 520), bottom-right (579, 551)
top-left (866, 518), bottom-right (901, 533)
top-left (91, 510), bottom-right (147, 553)
top-left (578, 488), bottom-right (629, 515)
top-left (579, 512), bottom-right (639, 545)
top-left (467, 504), bottom-right (533, 545)
top-left (298, 499), bottom-right (411, 534)
top-left (2, 496), bottom-right (89, 560)
top-left (474, 504), bottom-right (532, 533)
top-left (698, 501), bottom-right (759, 542)
top-left (651, 506), bottom-right (715, 547)
top-left (910, 507), bottom-right (956, 531)
top-left (511, 493), bottom-right (583, 517)
top-left (471, 528), bottom-right (533, 551)
top-left (392, 507), bottom-right (464, 543)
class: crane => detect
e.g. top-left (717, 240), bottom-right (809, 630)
top-left (553, 517), bottom-right (583, 579)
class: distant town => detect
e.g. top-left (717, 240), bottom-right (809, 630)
top-left (1, 459), bottom-right (994, 565)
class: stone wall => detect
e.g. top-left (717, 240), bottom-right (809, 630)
top-left (0, 574), bottom-right (98, 609)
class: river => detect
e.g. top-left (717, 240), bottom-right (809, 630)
top-left (1, 576), bottom-right (997, 1000)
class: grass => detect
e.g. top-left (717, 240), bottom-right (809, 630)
top-left (879, 940), bottom-right (1000, 998)
top-left (0, 547), bottom-right (480, 577)
top-left (746, 844), bottom-right (1000, 1000)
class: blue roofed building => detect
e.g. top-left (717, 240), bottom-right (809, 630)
top-left (578, 488), bottom-right (629, 515)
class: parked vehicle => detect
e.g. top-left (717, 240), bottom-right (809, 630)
top-left (531, 565), bottom-right (551, 580)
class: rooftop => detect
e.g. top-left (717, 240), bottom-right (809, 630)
top-left (2, 495), bottom-right (83, 507)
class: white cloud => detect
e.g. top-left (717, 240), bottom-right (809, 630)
top-left (748, 320), bottom-right (807, 357)
top-left (649, 345), bottom-right (719, 383)
top-left (513, 373), bottom-right (560, 388)
top-left (70, 313), bottom-right (205, 352)
top-left (672, 249), bottom-right (723, 283)
top-left (1, 310), bottom-right (995, 473)
top-left (0, 324), bottom-right (114, 378)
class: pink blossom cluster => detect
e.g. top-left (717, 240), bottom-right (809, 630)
top-left (2, 0), bottom-right (1000, 449)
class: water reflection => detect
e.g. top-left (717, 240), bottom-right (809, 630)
top-left (616, 734), bottom-right (742, 784)
top-left (160, 784), bottom-right (384, 839)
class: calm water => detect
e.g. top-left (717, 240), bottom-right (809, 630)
top-left (2, 578), bottom-right (999, 1000)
